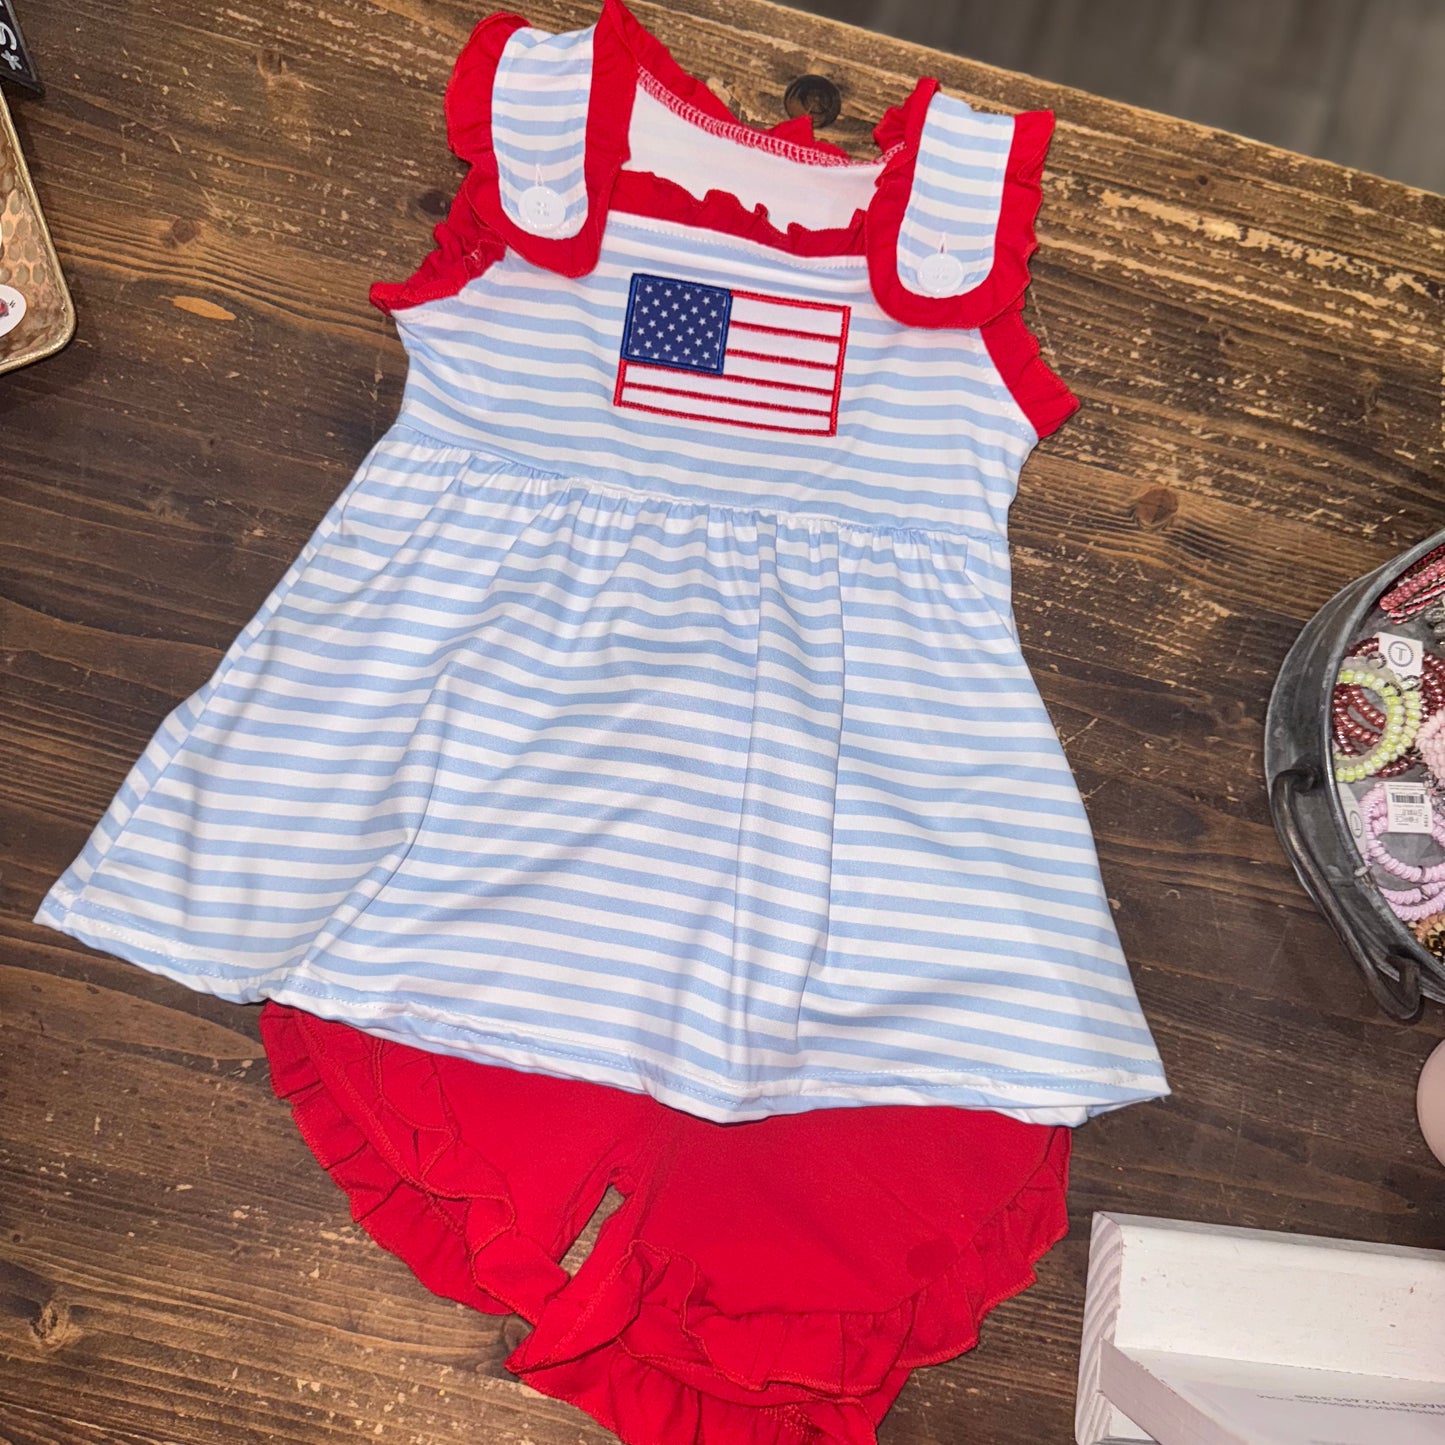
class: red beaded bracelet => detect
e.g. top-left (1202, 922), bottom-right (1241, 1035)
top-left (1380, 545), bottom-right (1445, 622)
top-left (1333, 641), bottom-right (1445, 778)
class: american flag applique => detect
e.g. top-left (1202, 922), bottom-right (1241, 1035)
top-left (614, 273), bottom-right (849, 437)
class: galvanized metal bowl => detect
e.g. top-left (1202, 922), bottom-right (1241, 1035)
top-left (1265, 530), bottom-right (1445, 1022)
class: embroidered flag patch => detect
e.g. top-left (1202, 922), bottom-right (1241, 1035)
top-left (614, 273), bottom-right (849, 436)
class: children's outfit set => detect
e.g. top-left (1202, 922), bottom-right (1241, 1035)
top-left (38, 3), bottom-right (1169, 1438)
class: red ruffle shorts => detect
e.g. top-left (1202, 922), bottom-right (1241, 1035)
top-left (261, 1003), bottom-right (1071, 1445)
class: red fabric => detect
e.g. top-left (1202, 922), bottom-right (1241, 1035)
top-left (609, 169), bottom-right (870, 257)
top-left (982, 303), bottom-right (1081, 439)
top-left (368, 12), bottom-right (527, 314)
top-left (262, 1002), bottom-right (1071, 1445)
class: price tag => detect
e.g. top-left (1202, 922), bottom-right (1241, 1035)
top-left (1385, 780), bottom-right (1433, 835)
top-left (1338, 785), bottom-right (1367, 854)
top-left (0, 2), bottom-right (41, 94)
top-left (1377, 631), bottom-right (1425, 680)
top-left (0, 283), bottom-right (24, 339)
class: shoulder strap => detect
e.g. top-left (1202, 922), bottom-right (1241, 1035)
top-left (443, 8), bottom-right (636, 281)
top-left (898, 97), bottom-right (1018, 299)
top-left (866, 83), bottom-right (1057, 330)
top-left (493, 24), bottom-right (598, 240)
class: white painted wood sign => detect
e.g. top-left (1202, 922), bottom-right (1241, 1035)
top-left (1075, 1213), bottom-right (1445, 1445)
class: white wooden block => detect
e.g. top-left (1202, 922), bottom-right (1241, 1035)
top-left (1075, 1213), bottom-right (1445, 1445)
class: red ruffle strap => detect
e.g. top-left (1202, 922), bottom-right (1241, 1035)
top-left (865, 84), bottom-right (1059, 331)
top-left (368, 184), bottom-right (508, 315)
top-left (372, 4), bottom-right (636, 310)
top-left (372, 0), bottom-right (898, 311)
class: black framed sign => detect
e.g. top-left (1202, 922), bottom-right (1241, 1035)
top-left (0, 1), bottom-right (41, 94)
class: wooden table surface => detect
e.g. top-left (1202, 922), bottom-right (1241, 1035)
top-left (3, 1), bottom-right (1444, 1442)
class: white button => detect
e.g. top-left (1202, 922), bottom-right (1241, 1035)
top-left (916, 251), bottom-right (966, 297)
top-left (518, 185), bottom-right (568, 234)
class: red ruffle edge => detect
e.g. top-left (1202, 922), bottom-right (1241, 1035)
top-left (263, 1002), bottom-right (574, 1322)
top-left (261, 1002), bottom-right (1071, 1445)
top-left (610, 169), bottom-right (869, 257)
top-left (372, 0), bottom-right (863, 312)
top-left (508, 1134), bottom-right (1070, 1445)
top-left (982, 302), bottom-right (1081, 439)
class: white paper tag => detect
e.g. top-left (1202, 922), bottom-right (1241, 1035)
top-left (1338, 785), bottom-right (1368, 853)
top-left (1385, 780), bottom-right (1433, 834)
top-left (0, 283), bottom-right (26, 339)
top-left (1377, 631), bottom-right (1425, 679)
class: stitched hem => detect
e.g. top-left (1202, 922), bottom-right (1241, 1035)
top-left (40, 887), bottom-right (1166, 1124)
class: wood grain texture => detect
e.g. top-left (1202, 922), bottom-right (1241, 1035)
top-left (2, 0), bottom-right (1443, 1441)
top-left (788, 0), bottom-right (1445, 194)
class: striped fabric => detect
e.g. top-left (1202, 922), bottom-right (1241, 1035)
top-left (495, 24), bottom-right (596, 239)
top-left (392, 221), bottom-right (1036, 586)
top-left (38, 22), bottom-right (1168, 1126)
top-left (897, 95), bottom-right (1014, 297)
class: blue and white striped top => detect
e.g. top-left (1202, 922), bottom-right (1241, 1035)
top-left (38, 0), bottom-right (1168, 1125)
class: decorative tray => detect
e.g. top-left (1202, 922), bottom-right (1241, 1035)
top-left (1, 87), bottom-right (74, 372)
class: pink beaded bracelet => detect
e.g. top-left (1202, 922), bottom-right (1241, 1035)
top-left (1379, 879), bottom-right (1445, 922)
top-left (1417, 711), bottom-right (1445, 785)
top-left (1380, 544), bottom-right (1445, 621)
top-left (1361, 780), bottom-right (1445, 882)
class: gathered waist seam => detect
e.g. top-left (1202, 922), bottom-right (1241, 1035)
top-left (384, 422), bottom-right (1004, 551)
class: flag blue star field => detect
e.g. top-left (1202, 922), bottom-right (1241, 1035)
top-left (615, 273), bottom-right (849, 435)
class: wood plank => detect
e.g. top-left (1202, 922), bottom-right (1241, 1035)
top-left (2, 0), bottom-right (1443, 1442)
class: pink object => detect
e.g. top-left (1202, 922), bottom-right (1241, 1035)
top-left (1417, 711), bottom-right (1445, 784)
top-left (1376, 881), bottom-right (1445, 920)
top-left (1418, 1040), bottom-right (1445, 1167)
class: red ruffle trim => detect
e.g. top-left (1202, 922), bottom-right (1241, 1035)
top-left (262, 1002), bottom-right (1071, 1445)
top-left (864, 88), bottom-right (1059, 331)
top-left (372, 0), bottom-right (869, 313)
top-left (610, 169), bottom-right (868, 256)
top-left (263, 1003), bottom-right (572, 1321)
top-left (509, 1134), bottom-right (1070, 1445)
top-left (369, 0), bottom-right (1080, 432)
top-left (982, 302), bottom-right (1080, 439)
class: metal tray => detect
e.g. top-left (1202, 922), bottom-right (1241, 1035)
top-left (1, 87), bottom-right (74, 373)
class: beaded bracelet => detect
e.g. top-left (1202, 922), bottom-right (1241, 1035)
top-left (1379, 879), bottom-right (1445, 922)
top-left (1418, 711), bottom-right (1445, 785)
top-left (1380, 544), bottom-right (1445, 621)
top-left (1414, 911), bottom-right (1445, 963)
top-left (1332, 643), bottom-right (1444, 778)
top-left (1361, 780), bottom-right (1445, 881)
top-left (1332, 693), bottom-right (1416, 779)
top-left (1347, 640), bottom-right (1445, 714)
top-left (1331, 662), bottom-right (1423, 783)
